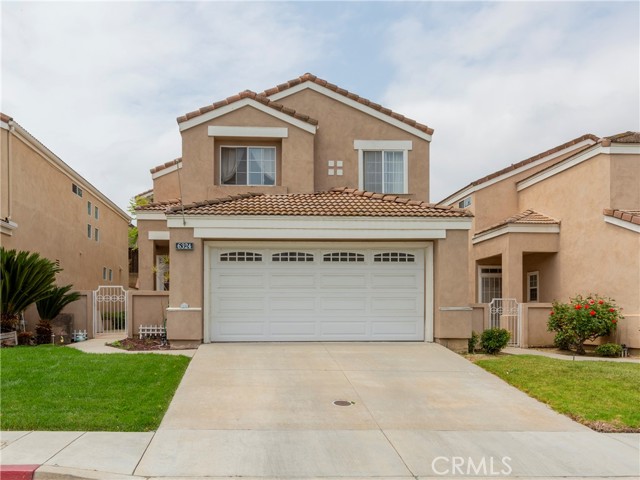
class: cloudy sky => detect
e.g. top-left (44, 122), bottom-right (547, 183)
top-left (2, 1), bottom-right (638, 211)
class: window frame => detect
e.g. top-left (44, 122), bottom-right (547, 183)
top-left (527, 271), bottom-right (540, 303)
top-left (87, 224), bottom-right (92, 239)
top-left (355, 141), bottom-right (411, 194)
top-left (477, 265), bottom-right (502, 303)
top-left (219, 145), bottom-right (277, 187)
top-left (94, 228), bottom-right (99, 242)
top-left (94, 206), bottom-right (99, 220)
top-left (458, 197), bottom-right (471, 208)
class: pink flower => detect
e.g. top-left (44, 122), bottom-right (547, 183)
top-left (598, 300), bottom-right (604, 305)
top-left (612, 319), bottom-right (617, 324)
top-left (590, 310), bottom-right (596, 316)
top-left (575, 304), bottom-right (582, 310)
top-left (588, 299), bottom-right (595, 305)
top-left (609, 308), bottom-right (616, 313)
top-left (550, 311), bottom-right (555, 315)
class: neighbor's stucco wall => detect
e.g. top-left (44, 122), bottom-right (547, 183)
top-left (0, 125), bottom-right (129, 291)
top-left (610, 154), bottom-right (640, 210)
top-left (275, 88), bottom-right (430, 201)
top-left (518, 152), bottom-right (640, 348)
top-left (180, 105), bottom-right (315, 204)
top-left (153, 169), bottom-right (181, 202)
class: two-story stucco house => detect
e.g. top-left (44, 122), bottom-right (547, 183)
top-left (441, 132), bottom-right (640, 350)
top-left (136, 74), bottom-right (474, 348)
top-left (1, 113), bottom-right (130, 289)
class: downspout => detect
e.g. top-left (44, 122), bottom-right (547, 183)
top-left (6, 121), bottom-right (13, 219)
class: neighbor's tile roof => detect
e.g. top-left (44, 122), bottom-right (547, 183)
top-left (159, 187), bottom-right (472, 218)
top-left (150, 157), bottom-right (182, 174)
top-left (177, 90), bottom-right (319, 126)
top-left (475, 210), bottom-right (560, 236)
top-left (0, 112), bottom-right (13, 123)
top-left (603, 208), bottom-right (640, 225)
top-left (601, 131), bottom-right (640, 145)
top-left (261, 73), bottom-right (434, 135)
top-left (136, 199), bottom-right (181, 212)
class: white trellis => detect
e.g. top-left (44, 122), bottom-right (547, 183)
top-left (488, 298), bottom-right (521, 347)
top-left (93, 286), bottom-right (127, 336)
top-left (139, 324), bottom-right (166, 339)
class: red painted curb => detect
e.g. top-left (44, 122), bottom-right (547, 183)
top-left (0, 464), bottom-right (40, 480)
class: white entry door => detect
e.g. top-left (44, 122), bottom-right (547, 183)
top-left (208, 246), bottom-right (427, 342)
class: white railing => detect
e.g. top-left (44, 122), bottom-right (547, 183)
top-left (93, 286), bottom-right (127, 336)
top-left (488, 298), bottom-right (521, 347)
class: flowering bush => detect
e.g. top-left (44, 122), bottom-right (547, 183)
top-left (547, 294), bottom-right (623, 355)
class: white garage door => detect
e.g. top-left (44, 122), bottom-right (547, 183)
top-left (208, 246), bottom-right (426, 342)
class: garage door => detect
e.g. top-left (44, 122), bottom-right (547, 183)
top-left (208, 246), bottom-right (426, 342)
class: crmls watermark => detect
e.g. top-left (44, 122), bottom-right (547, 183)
top-left (431, 456), bottom-right (513, 476)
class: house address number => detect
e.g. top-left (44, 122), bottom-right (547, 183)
top-left (175, 242), bottom-right (194, 251)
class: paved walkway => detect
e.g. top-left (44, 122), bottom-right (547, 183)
top-left (1, 343), bottom-right (638, 479)
top-left (67, 334), bottom-right (197, 357)
top-left (504, 346), bottom-right (640, 363)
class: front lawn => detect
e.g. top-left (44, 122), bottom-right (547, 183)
top-left (475, 355), bottom-right (640, 432)
top-left (0, 345), bottom-right (190, 431)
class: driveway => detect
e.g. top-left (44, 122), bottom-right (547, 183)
top-left (135, 342), bottom-right (640, 478)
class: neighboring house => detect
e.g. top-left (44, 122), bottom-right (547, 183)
top-left (136, 73), bottom-right (474, 348)
top-left (0, 113), bottom-right (130, 291)
top-left (441, 132), bottom-right (640, 350)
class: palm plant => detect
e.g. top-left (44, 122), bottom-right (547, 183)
top-left (35, 285), bottom-right (81, 344)
top-left (1, 247), bottom-right (60, 332)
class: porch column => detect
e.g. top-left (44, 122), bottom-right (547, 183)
top-left (502, 245), bottom-right (523, 302)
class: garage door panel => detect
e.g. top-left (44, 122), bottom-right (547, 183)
top-left (215, 273), bottom-right (265, 288)
top-left (210, 247), bottom-right (427, 342)
top-left (319, 274), bottom-right (367, 288)
top-left (320, 297), bottom-right (368, 311)
top-left (269, 273), bottom-right (316, 288)
top-left (371, 296), bottom-right (422, 313)
top-left (270, 297), bottom-right (316, 311)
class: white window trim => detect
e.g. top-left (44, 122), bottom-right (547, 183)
top-left (152, 161), bottom-right (182, 180)
top-left (179, 97), bottom-right (317, 134)
top-left (0, 219), bottom-right (18, 236)
top-left (527, 271), bottom-right (539, 303)
top-left (219, 145), bottom-right (277, 187)
top-left (208, 126), bottom-right (288, 138)
top-left (148, 231), bottom-right (170, 241)
top-left (355, 141), bottom-right (412, 194)
top-left (604, 215), bottom-right (640, 233)
top-left (477, 265), bottom-right (502, 303)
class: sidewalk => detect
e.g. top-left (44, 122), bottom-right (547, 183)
top-left (504, 346), bottom-right (640, 363)
top-left (67, 334), bottom-right (197, 357)
top-left (1, 429), bottom-right (639, 479)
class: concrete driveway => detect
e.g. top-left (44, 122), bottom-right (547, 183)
top-left (134, 342), bottom-right (640, 478)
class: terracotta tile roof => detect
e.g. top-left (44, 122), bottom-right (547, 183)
top-left (475, 210), bottom-right (560, 236)
top-left (603, 208), bottom-right (640, 225)
top-left (150, 157), bottom-right (182, 174)
top-left (134, 188), bottom-right (154, 199)
top-left (176, 90), bottom-right (319, 126)
top-left (135, 199), bottom-right (181, 212)
top-left (163, 187), bottom-right (472, 218)
top-left (601, 131), bottom-right (640, 145)
top-left (261, 73), bottom-right (434, 136)
top-left (0, 112), bottom-right (13, 123)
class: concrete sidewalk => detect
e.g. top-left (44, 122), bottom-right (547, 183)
top-left (504, 346), bottom-right (640, 363)
top-left (1, 430), bottom-right (638, 479)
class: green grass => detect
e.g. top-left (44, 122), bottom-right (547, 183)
top-left (0, 345), bottom-right (190, 431)
top-left (475, 355), bottom-right (640, 430)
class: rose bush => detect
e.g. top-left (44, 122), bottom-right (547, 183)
top-left (547, 294), bottom-right (623, 355)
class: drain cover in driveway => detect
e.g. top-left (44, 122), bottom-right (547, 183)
top-left (333, 400), bottom-right (355, 406)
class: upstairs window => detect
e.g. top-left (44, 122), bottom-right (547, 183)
top-left (458, 197), bottom-right (471, 208)
top-left (221, 147), bottom-right (275, 186)
top-left (72, 183), bottom-right (83, 197)
top-left (87, 201), bottom-right (92, 215)
top-left (363, 151), bottom-right (404, 193)
top-left (94, 206), bottom-right (99, 220)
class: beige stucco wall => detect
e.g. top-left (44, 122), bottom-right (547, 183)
top-left (610, 154), bottom-right (640, 210)
top-left (180, 106), bottom-right (315, 204)
top-left (433, 230), bottom-right (473, 346)
top-left (152, 169), bottom-right (181, 202)
top-left (136, 219), bottom-right (169, 290)
top-left (276, 88), bottom-right (430, 201)
top-left (127, 290), bottom-right (169, 337)
top-left (1, 126), bottom-right (129, 291)
top-left (22, 291), bottom-right (92, 338)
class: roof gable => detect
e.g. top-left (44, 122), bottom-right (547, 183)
top-left (262, 73), bottom-right (433, 141)
top-left (177, 90), bottom-right (318, 134)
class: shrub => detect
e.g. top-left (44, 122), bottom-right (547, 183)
top-left (17, 332), bottom-right (34, 346)
top-left (35, 285), bottom-right (80, 345)
top-left (468, 330), bottom-right (480, 354)
top-left (595, 343), bottom-right (623, 357)
top-left (481, 328), bottom-right (510, 354)
top-left (548, 294), bottom-right (622, 355)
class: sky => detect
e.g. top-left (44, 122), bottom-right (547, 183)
top-left (2, 0), bottom-right (639, 212)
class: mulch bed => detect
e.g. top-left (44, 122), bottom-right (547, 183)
top-left (107, 337), bottom-right (170, 351)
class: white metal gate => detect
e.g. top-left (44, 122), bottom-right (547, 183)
top-left (488, 298), bottom-right (521, 347)
top-left (93, 286), bottom-right (127, 336)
